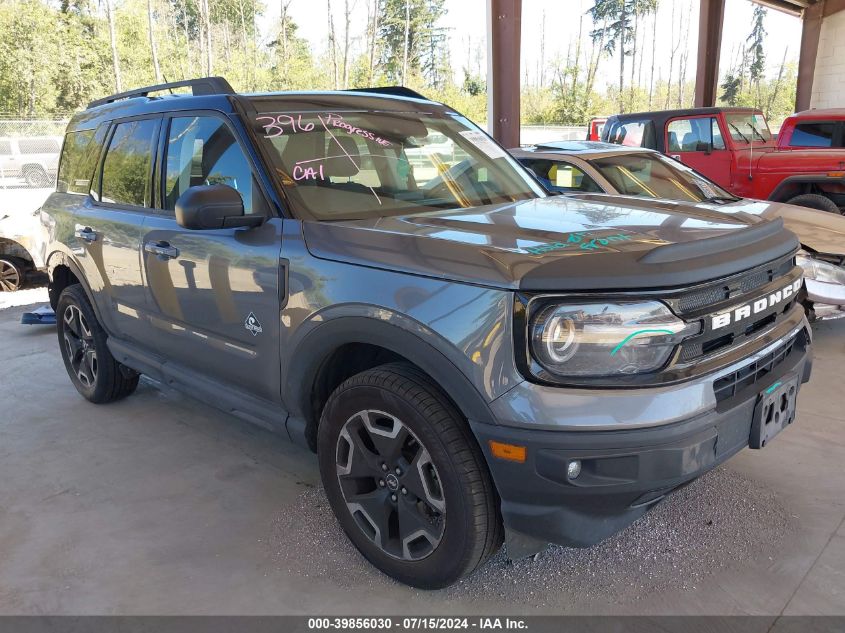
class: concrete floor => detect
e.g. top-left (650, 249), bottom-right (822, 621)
top-left (1, 297), bottom-right (844, 615)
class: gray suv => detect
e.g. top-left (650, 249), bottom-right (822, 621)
top-left (42, 78), bottom-right (812, 589)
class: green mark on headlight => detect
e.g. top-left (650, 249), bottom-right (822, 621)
top-left (610, 329), bottom-right (675, 356)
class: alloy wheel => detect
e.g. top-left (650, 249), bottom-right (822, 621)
top-left (335, 409), bottom-right (446, 561)
top-left (62, 304), bottom-right (98, 388)
top-left (0, 260), bottom-right (20, 292)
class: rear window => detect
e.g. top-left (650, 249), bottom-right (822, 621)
top-left (18, 138), bottom-right (60, 154)
top-left (57, 130), bottom-right (100, 194)
top-left (603, 119), bottom-right (656, 149)
top-left (98, 119), bottom-right (158, 207)
top-left (789, 122), bottom-right (837, 148)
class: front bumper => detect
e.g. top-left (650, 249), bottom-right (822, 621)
top-left (806, 278), bottom-right (845, 320)
top-left (473, 327), bottom-right (812, 551)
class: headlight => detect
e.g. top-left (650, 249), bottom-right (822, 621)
top-left (530, 301), bottom-right (700, 377)
top-left (796, 253), bottom-right (845, 286)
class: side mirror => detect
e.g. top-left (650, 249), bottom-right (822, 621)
top-left (175, 185), bottom-right (262, 230)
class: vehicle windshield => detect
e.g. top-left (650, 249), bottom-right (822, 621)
top-left (724, 112), bottom-right (772, 143)
top-left (589, 152), bottom-right (736, 203)
top-left (248, 104), bottom-right (546, 220)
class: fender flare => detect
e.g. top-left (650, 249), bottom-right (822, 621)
top-left (45, 249), bottom-right (105, 325)
top-left (282, 315), bottom-right (498, 431)
top-left (768, 175), bottom-right (845, 202)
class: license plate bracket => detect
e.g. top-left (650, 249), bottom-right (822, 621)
top-left (750, 374), bottom-right (799, 449)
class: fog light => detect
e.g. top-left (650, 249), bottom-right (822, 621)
top-left (567, 460), bottom-right (582, 479)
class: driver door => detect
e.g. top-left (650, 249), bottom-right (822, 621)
top-left (666, 116), bottom-right (732, 190)
top-left (141, 113), bottom-right (283, 404)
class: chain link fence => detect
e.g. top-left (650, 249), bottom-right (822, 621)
top-left (0, 119), bottom-right (68, 190)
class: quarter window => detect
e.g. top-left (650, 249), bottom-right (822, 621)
top-left (57, 130), bottom-right (98, 194)
top-left (100, 119), bottom-right (158, 207)
top-left (164, 116), bottom-right (262, 215)
top-left (789, 122), bottom-right (836, 148)
top-left (0, 140), bottom-right (11, 155)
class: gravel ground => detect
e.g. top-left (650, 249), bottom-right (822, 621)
top-left (270, 467), bottom-right (793, 608)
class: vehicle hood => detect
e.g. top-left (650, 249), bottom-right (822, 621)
top-left (303, 194), bottom-right (799, 291)
top-left (702, 198), bottom-right (845, 256)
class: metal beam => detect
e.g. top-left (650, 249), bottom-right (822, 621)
top-left (486, 0), bottom-right (521, 148)
top-left (694, 0), bottom-right (726, 107)
top-left (796, 1), bottom-right (823, 111)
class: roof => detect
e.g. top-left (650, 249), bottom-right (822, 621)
top-left (69, 78), bottom-right (443, 132)
top-left (511, 141), bottom-right (655, 159)
top-left (605, 106), bottom-right (762, 127)
top-left (788, 108), bottom-right (845, 119)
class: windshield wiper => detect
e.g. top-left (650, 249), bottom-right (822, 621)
top-left (748, 123), bottom-right (766, 142)
top-left (728, 122), bottom-right (750, 143)
top-left (705, 195), bottom-right (740, 204)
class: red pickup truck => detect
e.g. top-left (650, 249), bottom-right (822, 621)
top-left (602, 107), bottom-right (845, 213)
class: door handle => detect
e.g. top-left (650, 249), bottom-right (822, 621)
top-left (75, 227), bottom-right (97, 242)
top-left (144, 240), bottom-right (179, 260)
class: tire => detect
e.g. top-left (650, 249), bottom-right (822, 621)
top-left (317, 362), bottom-right (502, 589)
top-left (0, 256), bottom-right (24, 292)
top-left (56, 284), bottom-right (140, 403)
top-left (23, 165), bottom-right (51, 188)
top-left (785, 193), bottom-right (841, 214)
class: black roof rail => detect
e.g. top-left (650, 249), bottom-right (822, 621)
top-left (87, 76), bottom-right (235, 109)
top-left (344, 86), bottom-right (431, 101)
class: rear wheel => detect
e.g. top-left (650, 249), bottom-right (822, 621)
top-left (23, 165), bottom-right (51, 188)
top-left (0, 256), bottom-right (24, 292)
top-left (785, 193), bottom-right (841, 214)
top-left (57, 284), bottom-right (139, 403)
top-left (317, 362), bottom-right (502, 588)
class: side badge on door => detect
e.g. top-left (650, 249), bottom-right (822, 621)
top-left (245, 312), bottom-right (263, 336)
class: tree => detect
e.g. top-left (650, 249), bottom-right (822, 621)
top-left (377, 0), bottom-right (446, 87)
top-left (588, 0), bottom-right (656, 112)
top-left (747, 5), bottom-right (767, 104)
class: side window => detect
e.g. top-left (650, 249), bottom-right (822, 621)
top-left (790, 122), bottom-right (836, 148)
top-left (668, 117), bottom-right (723, 152)
top-left (165, 116), bottom-right (263, 215)
top-left (100, 119), bottom-right (158, 207)
top-left (519, 158), bottom-right (601, 193)
top-left (57, 130), bottom-right (98, 194)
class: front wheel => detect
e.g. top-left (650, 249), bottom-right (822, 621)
top-left (318, 363), bottom-right (502, 588)
top-left (0, 256), bottom-right (24, 291)
top-left (57, 284), bottom-right (139, 403)
top-left (785, 193), bottom-right (841, 214)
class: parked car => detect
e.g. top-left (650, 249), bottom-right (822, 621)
top-left (42, 78), bottom-right (812, 588)
top-left (0, 202), bottom-right (47, 291)
top-left (0, 136), bottom-right (61, 188)
top-left (776, 108), bottom-right (845, 150)
top-left (511, 141), bottom-right (845, 321)
top-left (586, 116), bottom-right (607, 141)
top-left (601, 107), bottom-right (845, 213)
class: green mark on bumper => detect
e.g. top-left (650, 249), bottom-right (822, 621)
top-left (765, 381), bottom-right (782, 394)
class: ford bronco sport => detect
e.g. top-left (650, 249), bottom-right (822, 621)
top-left (42, 78), bottom-right (812, 589)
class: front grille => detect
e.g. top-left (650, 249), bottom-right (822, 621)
top-left (672, 256), bottom-right (801, 364)
top-left (678, 285), bottom-right (728, 312)
top-left (713, 335), bottom-right (797, 402)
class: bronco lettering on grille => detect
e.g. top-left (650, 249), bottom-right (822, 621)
top-left (711, 278), bottom-right (802, 330)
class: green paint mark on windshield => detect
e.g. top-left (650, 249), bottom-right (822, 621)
top-left (610, 329), bottom-right (675, 356)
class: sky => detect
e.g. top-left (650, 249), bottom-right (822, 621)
top-left (265, 0), bottom-right (802, 90)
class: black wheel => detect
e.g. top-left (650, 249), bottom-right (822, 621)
top-left (318, 362), bottom-right (502, 589)
top-left (785, 193), bottom-right (841, 214)
top-left (23, 165), bottom-right (51, 188)
top-left (0, 256), bottom-right (24, 291)
top-left (57, 284), bottom-right (139, 403)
